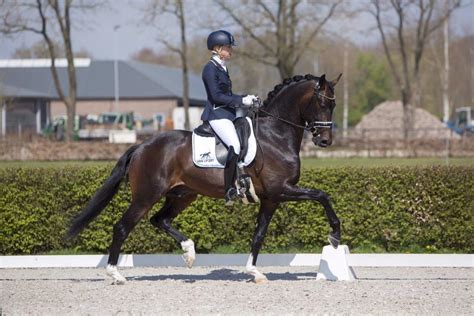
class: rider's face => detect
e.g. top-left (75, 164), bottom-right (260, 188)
top-left (219, 45), bottom-right (233, 60)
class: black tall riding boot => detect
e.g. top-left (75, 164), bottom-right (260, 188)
top-left (224, 147), bottom-right (239, 206)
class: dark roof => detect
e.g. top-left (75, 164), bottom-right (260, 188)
top-left (0, 60), bottom-right (206, 102)
top-left (0, 83), bottom-right (51, 99)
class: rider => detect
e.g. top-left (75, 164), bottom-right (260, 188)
top-left (201, 30), bottom-right (257, 206)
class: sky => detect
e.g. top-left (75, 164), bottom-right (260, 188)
top-left (1, 0), bottom-right (473, 61)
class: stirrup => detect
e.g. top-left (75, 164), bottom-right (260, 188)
top-left (225, 187), bottom-right (239, 206)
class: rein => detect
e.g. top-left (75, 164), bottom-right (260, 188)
top-left (252, 82), bottom-right (335, 176)
top-left (256, 91), bottom-right (335, 132)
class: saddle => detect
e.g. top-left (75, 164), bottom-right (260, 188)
top-left (192, 117), bottom-right (259, 204)
top-left (192, 117), bottom-right (256, 168)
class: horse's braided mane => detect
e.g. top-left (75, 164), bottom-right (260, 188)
top-left (263, 74), bottom-right (319, 107)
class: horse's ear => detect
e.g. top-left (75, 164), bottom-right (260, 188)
top-left (332, 73), bottom-right (342, 86)
top-left (318, 74), bottom-right (326, 88)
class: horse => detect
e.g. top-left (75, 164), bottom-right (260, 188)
top-left (67, 73), bottom-right (342, 284)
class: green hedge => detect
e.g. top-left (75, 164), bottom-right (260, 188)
top-left (0, 165), bottom-right (472, 255)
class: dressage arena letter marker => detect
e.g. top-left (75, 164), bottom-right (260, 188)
top-left (316, 245), bottom-right (356, 281)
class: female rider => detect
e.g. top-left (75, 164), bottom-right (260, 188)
top-left (200, 30), bottom-right (257, 206)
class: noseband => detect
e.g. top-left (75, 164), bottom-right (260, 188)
top-left (257, 82), bottom-right (335, 135)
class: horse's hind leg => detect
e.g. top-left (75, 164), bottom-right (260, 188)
top-left (107, 201), bottom-right (153, 284)
top-left (150, 187), bottom-right (198, 268)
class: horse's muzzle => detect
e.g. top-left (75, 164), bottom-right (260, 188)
top-left (313, 135), bottom-right (332, 148)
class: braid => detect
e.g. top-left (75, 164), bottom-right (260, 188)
top-left (263, 74), bottom-right (318, 106)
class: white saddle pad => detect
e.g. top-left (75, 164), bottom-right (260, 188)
top-left (192, 117), bottom-right (257, 168)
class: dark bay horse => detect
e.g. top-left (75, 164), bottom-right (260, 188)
top-left (68, 73), bottom-right (342, 284)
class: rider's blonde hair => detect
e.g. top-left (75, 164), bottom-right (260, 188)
top-left (212, 45), bottom-right (228, 59)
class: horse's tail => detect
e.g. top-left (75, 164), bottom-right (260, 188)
top-left (67, 144), bottom-right (139, 239)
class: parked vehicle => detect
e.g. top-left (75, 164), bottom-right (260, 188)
top-left (447, 107), bottom-right (473, 135)
top-left (78, 112), bottom-right (134, 140)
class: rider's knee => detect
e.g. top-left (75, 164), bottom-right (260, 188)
top-left (229, 145), bottom-right (240, 156)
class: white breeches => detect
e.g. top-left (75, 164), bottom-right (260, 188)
top-left (209, 119), bottom-right (240, 155)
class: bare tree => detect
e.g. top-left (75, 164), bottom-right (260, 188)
top-left (131, 47), bottom-right (180, 67)
top-left (369, 0), bottom-right (460, 139)
top-left (143, 0), bottom-right (191, 131)
top-left (216, 0), bottom-right (341, 80)
top-left (0, 0), bottom-right (98, 141)
top-left (12, 38), bottom-right (92, 58)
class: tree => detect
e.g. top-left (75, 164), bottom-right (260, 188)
top-left (369, 0), bottom-right (461, 139)
top-left (12, 39), bottom-right (92, 59)
top-left (350, 52), bottom-right (393, 126)
top-left (216, 0), bottom-right (341, 80)
top-left (0, 0), bottom-right (98, 141)
top-left (142, 0), bottom-right (192, 130)
top-left (131, 47), bottom-right (180, 67)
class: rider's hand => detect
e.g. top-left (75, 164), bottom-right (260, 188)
top-left (253, 96), bottom-right (262, 108)
top-left (242, 94), bottom-right (257, 106)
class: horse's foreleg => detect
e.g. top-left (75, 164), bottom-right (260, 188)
top-left (246, 199), bottom-right (279, 283)
top-left (107, 201), bottom-right (152, 284)
top-left (150, 191), bottom-right (198, 268)
top-left (279, 185), bottom-right (341, 248)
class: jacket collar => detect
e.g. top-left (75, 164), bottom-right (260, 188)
top-left (210, 56), bottom-right (229, 75)
top-left (212, 55), bottom-right (226, 69)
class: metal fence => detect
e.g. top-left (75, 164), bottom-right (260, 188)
top-left (301, 128), bottom-right (474, 158)
top-left (1, 127), bottom-right (473, 160)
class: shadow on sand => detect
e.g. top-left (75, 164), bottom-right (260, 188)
top-left (129, 268), bottom-right (318, 283)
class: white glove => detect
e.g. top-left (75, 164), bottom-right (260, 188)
top-left (242, 94), bottom-right (257, 106)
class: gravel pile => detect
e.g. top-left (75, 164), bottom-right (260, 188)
top-left (1, 266), bottom-right (473, 315)
top-left (353, 101), bottom-right (457, 140)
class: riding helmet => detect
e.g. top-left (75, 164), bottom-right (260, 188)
top-left (207, 30), bottom-right (236, 50)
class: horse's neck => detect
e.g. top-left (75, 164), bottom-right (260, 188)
top-left (257, 82), bottom-right (311, 159)
top-left (256, 109), bottom-right (305, 157)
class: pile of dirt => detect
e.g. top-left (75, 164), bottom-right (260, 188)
top-left (353, 101), bottom-right (457, 140)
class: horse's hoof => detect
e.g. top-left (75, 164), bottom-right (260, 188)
top-left (254, 275), bottom-right (268, 284)
top-left (106, 264), bottom-right (127, 285)
top-left (182, 253), bottom-right (195, 269)
top-left (111, 278), bottom-right (126, 285)
top-left (181, 240), bottom-right (195, 269)
top-left (328, 234), bottom-right (340, 249)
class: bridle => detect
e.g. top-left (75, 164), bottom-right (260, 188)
top-left (253, 80), bottom-right (334, 176)
top-left (256, 82), bottom-right (335, 135)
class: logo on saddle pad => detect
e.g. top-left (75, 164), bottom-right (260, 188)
top-left (199, 152), bottom-right (212, 162)
top-left (192, 117), bottom-right (257, 169)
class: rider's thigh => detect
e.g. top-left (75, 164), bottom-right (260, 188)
top-left (209, 119), bottom-right (240, 155)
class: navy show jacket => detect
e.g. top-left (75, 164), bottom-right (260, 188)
top-left (200, 58), bottom-right (243, 121)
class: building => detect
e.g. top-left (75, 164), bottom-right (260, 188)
top-left (0, 58), bottom-right (207, 136)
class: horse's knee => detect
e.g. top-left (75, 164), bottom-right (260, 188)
top-left (150, 214), bottom-right (169, 230)
top-left (315, 190), bottom-right (331, 204)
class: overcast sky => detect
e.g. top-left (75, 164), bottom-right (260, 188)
top-left (1, 0), bottom-right (473, 61)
